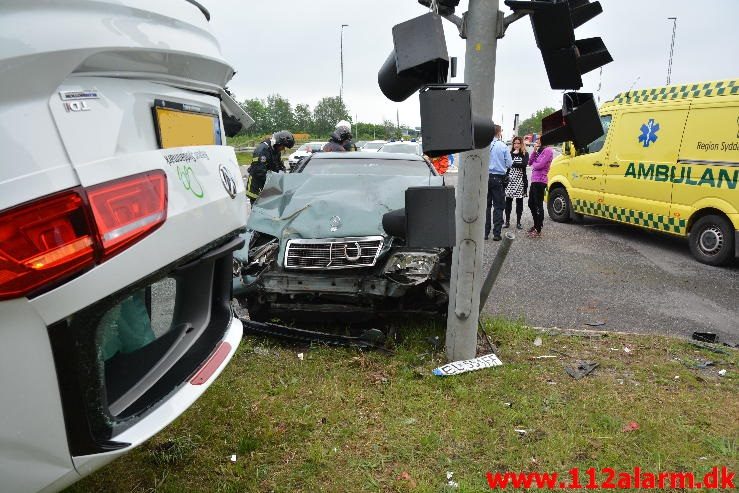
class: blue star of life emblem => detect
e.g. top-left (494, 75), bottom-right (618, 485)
top-left (638, 119), bottom-right (660, 147)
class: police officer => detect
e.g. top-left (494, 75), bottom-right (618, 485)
top-left (246, 130), bottom-right (295, 205)
top-left (322, 123), bottom-right (352, 152)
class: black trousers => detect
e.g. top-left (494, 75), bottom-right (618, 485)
top-left (528, 182), bottom-right (547, 233)
top-left (504, 197), bottom-right (524, 224)
top-left (485, 174), bottom-right (505, 238)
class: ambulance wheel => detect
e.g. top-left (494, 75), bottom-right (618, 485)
top-left (689, 215), bottom-right (734, 266)
top-left (548, 187), bottom-right (572, 223)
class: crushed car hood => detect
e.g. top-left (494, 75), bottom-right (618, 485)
top-left (245, 173), bottom-right (443, 263)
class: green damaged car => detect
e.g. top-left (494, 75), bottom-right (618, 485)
top-left (233, 152), bottom-right (452, 322)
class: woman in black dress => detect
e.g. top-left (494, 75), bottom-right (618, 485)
top-left (503, 136), bottom-right (528, 229)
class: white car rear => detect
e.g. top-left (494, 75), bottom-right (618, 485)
top-left (360, 140), bottom-right (388, 152)
top-left (0, 2), bottom-right (249, 491)
top-left (287, 141), bottom-right (325, 167)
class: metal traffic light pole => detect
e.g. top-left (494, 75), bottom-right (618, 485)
top-left (445, 0), bottom-right (501, 361)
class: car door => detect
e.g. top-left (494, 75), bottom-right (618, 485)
top-left (604, 103), bottom-right (690, 225)
top-left (568, 113), bottom-right (613, 214)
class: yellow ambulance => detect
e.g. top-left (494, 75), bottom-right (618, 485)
top-left (547, 80), bottom-right (739, 266)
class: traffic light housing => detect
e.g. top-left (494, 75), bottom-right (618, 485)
top-left (378, 13), bottom-right (449, 102)
top-left (419, 85), bottom-right (495, 157)
top-left (505, 0), bottom-right (612, 90)
top-left (540, 92), bottom-right (602, 149)
top-left (417, 0), bottom-right (461, 16)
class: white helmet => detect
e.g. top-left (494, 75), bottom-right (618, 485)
top-left (336, 120), bottom-right (351, 133)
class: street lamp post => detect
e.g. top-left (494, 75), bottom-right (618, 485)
top-left (340, 24), bottom-right (349, 100)
top-left (666, 17), bottom-right (677, 85)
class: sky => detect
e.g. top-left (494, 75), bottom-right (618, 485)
top-left (208, 1), bottom-right (738, 137)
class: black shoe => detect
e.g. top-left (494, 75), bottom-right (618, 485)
top-left (503, 222), bottom-right (510, 229)
top-left (484, 235), bottom-right (490, 240)
top-left (493, 235), bottom-right (502, 241)
top-left (516, 223), bottom-right (523, 229)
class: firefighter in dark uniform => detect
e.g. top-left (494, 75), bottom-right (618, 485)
top-left (246, 130), bottom-right (295, 205)
top-left (322, 124), bottom-right (352, 152)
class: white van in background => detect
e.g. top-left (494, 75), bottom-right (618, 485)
top-left (0, 2), bottom-right (251, 491)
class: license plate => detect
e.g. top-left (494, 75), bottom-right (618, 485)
top-left (153, 99), bottom-right (222, 149)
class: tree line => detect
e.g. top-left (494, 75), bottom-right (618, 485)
top-left (235, 94), bottom-right (412, 141)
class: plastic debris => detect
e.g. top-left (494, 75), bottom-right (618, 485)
top-left (230, 454), bottom-right (237, 462)
top-left (504, 402), bottom-right (512, 407)
top-left (692, 331), bottom-right (718, 343)
top-left (399, 471), bottom-right (417, 488)
top-left (446, 471), bottom-right (459, 488)
top-left (718, 369), bottom-right (727, 377)
top-left (565, 361), bottom-right (599, 380)
top-left (585, 321), bottom-right (606, 327)
top-left (514, 428), bottom-right (528, 436)
top-left (532, 355), bottom-right (557, 359)
top-left (533, 336), bottom-right (543, 347)
top-left (623, 347), bottom-right (632, 353)
top-left (622, 421), bottom-right (640, 432)
top-left (674, 375), bottom-right (680, 380)
top-left (297, 352), bottom-right (304, 361)
top-left (432, 353), bottom-right (503, 376)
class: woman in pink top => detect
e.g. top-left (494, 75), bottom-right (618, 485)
top-left (527, 140), bottom-right (554, 238)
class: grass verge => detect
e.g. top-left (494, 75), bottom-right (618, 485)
top-left (67, 320), bottom-right (737, 492)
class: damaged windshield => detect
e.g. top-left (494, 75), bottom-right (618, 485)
top-left (301, 158), bottom-right (434, 176)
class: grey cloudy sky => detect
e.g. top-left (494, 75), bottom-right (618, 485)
top-left (208, 1), bottom-right (738, 137)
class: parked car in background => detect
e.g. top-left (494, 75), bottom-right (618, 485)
top-left (379, 141), bottom-right (423, 156)
top-left (287, 141), bottom-right (324, 170)
top-left (233, 152), bottom-right (451, 322)
top-left (0, 2), bottom-right (250, 491)
top-left (360, 140), bottom-right (387, 152)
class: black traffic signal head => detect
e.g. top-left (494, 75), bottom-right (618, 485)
top-left (540, 92), bottom-right (602, 149)
top-left (378, 13), bottom-right (449, 102)
top-left (419, 85), bottom-right (495, 157)
top-left (505, 0), bottom-right (612, 89)
top-left (417, 0), bottom-right (462, 16)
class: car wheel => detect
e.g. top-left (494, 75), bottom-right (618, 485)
top-left (689, 215), bottom-right (734, 266)
top-left (547, 187), bottom-right (572, 223)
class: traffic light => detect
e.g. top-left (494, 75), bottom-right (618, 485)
top-left (540, 92), bottom-right (602, 149)
top-left (377, 13), bottom-right (449, 102)
top-left (417, 0), bottom-right (461, 16)
top-left (504, 0), bottom-right (612, 90)
top-left (419, 85), bottom-right (495, 157)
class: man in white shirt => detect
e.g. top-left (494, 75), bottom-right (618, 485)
top-left (485, 125), bottom-right (513, 240)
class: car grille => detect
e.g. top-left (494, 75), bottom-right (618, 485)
top-left (284, 236), bottom-right (384, 270)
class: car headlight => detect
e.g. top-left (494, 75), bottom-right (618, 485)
top-left (383, 251), bottom-right (439, 285)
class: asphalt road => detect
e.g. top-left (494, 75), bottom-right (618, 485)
top-left (445, 173), bottom-right (739, 345)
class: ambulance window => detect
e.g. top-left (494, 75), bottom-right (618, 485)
top-left (586, 115), bottom-right (612, 153)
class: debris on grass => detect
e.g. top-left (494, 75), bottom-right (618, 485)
top-left (585, 321), bottom-right (606, 327)
top-left (623, 346), bottom-right (632, 354)
top-left (718, 369), bottom-right (727, 377)
top-left (692, 332), bottom-right (718, 343)
top-left (399, 471), bottom-right (417, 488)
top-left (230, 454), bottom-right (237, 463)
top-left (533, 336), bottom-right (543, 347)
top-left (432, 353), bottom-right (503, 376)
top-left (514, 428), bottom-right (528, 436)
top-left (565, 361), bottom-right (599, 380)
top-left (622, 421), bottom-right (640, 432)
top-left (446, 471), bottom-right (459, 488)
top-left (297, 352), bottom-right (304, 361)
top-left (532, 355), bottom-right (557, 359)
